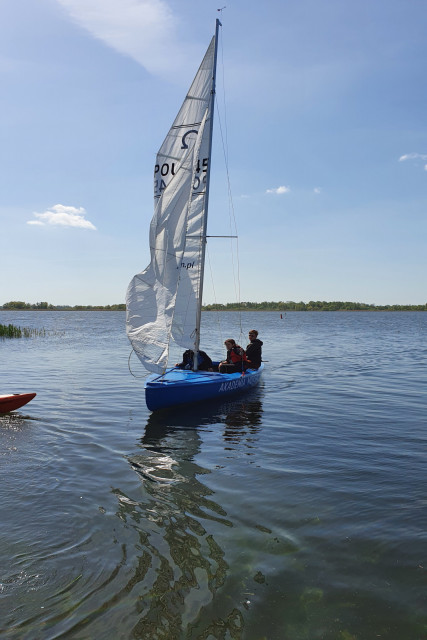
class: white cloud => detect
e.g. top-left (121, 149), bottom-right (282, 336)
top-left (314, 187), bottom-right (321, 194)
top-left (266, 185), bottom-right (290, 195)
top-left (56, 0), bottom-right (193, 77)
top-left (399, 152), bottom-right (427, 162)
top-left (28, 204), bottom-right (96, 230)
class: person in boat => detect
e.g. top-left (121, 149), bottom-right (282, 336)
top-left (176, 349), bottom-right (213, 371)
top-left (219, 339), bottom-right (249, 373)
top-left (245, 330), bottom-right (263, 369)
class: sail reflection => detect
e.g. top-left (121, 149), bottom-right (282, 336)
top-left (115, 392), bottom-right (263, 638)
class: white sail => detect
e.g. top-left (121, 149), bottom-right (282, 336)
top-left (126, 36), bottom-right (216, 373)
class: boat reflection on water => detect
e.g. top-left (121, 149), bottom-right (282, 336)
top-left (142, 385), bottom-right (264, 446)
top-left (119, 389), bottom-right (264, 638)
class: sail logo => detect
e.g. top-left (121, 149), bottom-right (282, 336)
top-left (181, 130), bottom-right (199, 149)
top-left (177, 261), bottom-right (195, 270)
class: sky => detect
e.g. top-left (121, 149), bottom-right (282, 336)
top-left (1, 0), bottom-right (426, 306)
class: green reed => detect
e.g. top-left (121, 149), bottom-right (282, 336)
top-left (0, 323), bottom-right (46, 339)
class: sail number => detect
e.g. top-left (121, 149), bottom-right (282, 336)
top-left (154, 158), bottom-right (209, 197)
top-left (193, 158), bottom-right (208, 192)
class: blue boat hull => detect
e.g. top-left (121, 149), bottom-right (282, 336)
top-left (145, 363), bottom-right (264, 411)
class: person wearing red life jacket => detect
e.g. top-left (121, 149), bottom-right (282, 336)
top-left (218, 339), bottom-right (248, 373)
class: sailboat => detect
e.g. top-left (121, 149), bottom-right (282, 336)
top-left (126, 20), bottom-right (264, 411)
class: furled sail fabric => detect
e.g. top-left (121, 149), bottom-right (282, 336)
top-left (126, 37), bottom-right (215, 373)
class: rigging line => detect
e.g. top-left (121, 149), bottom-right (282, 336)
top-left (214, 95), bottom-right (243, 337)
top-left (206, 244), bottom-right (224, 347)
top-left (128, 349), bottom-right (146, 378)
top-left (216, 30), bottom-right (242, 335)
top-left (219, 28), bottom-right (229, 171)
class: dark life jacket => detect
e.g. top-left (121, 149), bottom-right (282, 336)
top-left (179, 349), bottom-right (213, 371)
top-left (245, 339), bottom-right (263, 368)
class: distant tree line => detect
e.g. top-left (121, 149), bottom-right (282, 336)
top-left (2, 300), bottom-right (427, 312)
top-left (202, 301), bottom-right (427, 311)
top-left (2, 301), bottom-right (126, 311)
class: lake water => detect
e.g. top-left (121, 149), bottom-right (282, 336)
top-left (0, 311), bottom-right (426, 640)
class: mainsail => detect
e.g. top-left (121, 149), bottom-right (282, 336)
top-left (126, 33), bottom-right (218, 373)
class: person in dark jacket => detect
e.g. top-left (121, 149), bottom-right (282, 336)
top-left (219, 339), bottom-right (248, 373)
top-left (176, 349), bottom-right (213, 371)
top-left (245, 330), bottom-right (263, 369)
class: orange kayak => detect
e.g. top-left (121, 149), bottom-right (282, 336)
top-left (0, 393), bottom-right (36, 413)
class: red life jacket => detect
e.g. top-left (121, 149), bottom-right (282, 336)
top-left (228, 345), bottom-right (248, 364)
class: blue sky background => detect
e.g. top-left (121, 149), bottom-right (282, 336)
top-left (1, 0), bottom-right (426, 306)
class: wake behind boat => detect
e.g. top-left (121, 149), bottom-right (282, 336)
top-left (0, 393), bottom-right (36, 413)
top-left (126, 20), bottom-right (263, 411)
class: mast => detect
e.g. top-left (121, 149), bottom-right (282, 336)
top-left (193, 18), bottom-right (221, 370)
